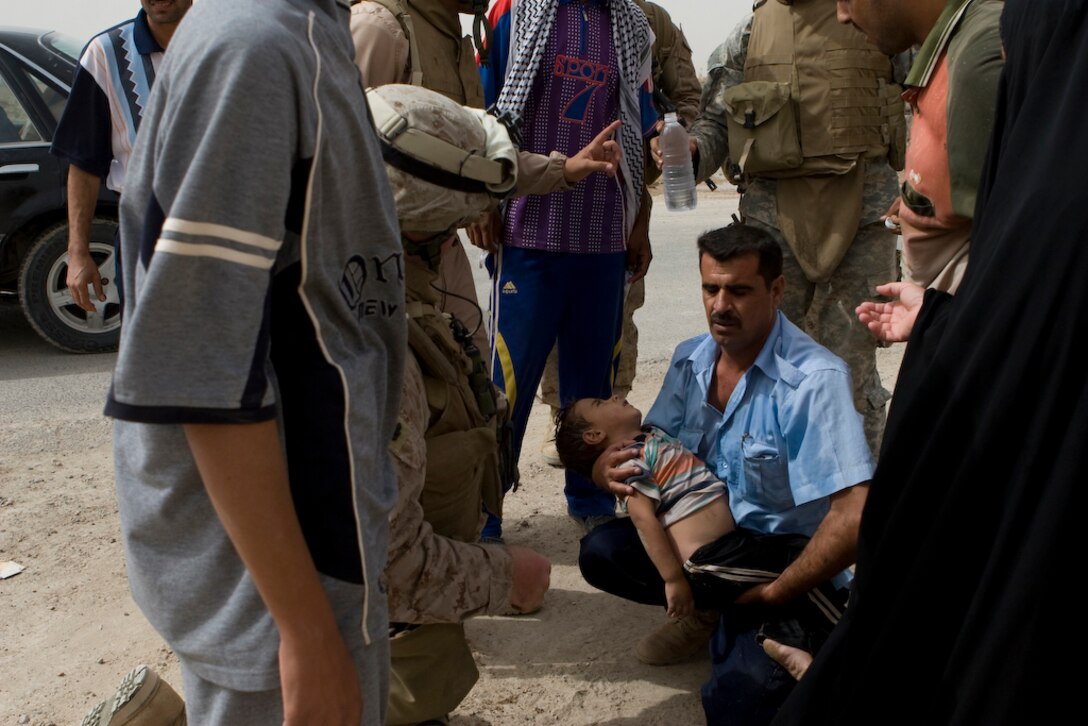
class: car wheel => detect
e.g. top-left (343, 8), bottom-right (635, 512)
top-left (18, 218), bottom-right (122, 353)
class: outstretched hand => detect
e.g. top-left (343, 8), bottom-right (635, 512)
top-left (563, 120), bottom-right (622, 183)
top-left (507, 544), bottom-right (552, 614)
top-left (856, 281), bottom-right (926, 343)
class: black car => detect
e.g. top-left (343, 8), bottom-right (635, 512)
top-left (0, 26), bottom-right (120, 352)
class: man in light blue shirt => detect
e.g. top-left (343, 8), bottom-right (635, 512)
top-left (579, 223), bottom-right (872, 726)
top-left (644, 317), bottom-right (872, 578)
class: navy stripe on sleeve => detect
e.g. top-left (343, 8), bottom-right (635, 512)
top-left (50, 65), bottom-right (114, 179)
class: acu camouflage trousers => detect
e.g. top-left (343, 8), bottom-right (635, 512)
top-left (751, 217), bottom-right (896, 457)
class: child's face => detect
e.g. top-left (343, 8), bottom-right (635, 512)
top-left (573, 396), bottom-right (643, 440)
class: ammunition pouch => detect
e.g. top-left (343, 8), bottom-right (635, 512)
top-left (721, 81), bottom-right (801, 182)
top-left (406, 294), bottom-right (508, 534)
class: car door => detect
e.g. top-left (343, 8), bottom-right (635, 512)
top-left (0, 43), bottom-right (65, 252)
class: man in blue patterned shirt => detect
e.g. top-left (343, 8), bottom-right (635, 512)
top-left (51, 0), bottom-right (191, 310)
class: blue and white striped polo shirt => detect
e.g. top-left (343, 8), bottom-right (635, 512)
top-left (50, 9), bottom-right (162, 192)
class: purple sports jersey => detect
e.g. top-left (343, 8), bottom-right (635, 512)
top-left (502, 2), bottom-right (625, 254)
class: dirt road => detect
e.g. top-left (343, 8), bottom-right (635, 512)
top-left (0, 187), bottom-right (904, 725)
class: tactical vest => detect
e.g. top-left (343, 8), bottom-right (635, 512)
top-left (403, 260), bottom-right (509, 542)
top-left (725, 0), bottom-right (905, 180)
top-left (368, 0), bottom-right (486, 108)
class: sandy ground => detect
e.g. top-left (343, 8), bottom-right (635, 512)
top-left (0, 187), bottom-right (905, 726)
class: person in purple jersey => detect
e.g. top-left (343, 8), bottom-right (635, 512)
top-left (479, 0), bottom-right (657, 540)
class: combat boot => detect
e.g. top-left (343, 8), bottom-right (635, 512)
top-left (541, 406), bottom-right (562, 467)
top-left (80, 665), bottom-right (186, 726)
top-left (635, 609), bottom-right (719, 666)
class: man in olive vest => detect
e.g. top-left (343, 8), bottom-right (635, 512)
top-left (684, 0), bottom-right (907, 463)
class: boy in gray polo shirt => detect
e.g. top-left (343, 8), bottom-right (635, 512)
top-left (103, 0), bottom-right (404, 723)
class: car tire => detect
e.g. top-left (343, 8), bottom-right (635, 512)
top-left (18, 218), bottom-right (122, 353)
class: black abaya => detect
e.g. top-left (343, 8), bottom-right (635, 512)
top-left (773, 1), bottom-right (1088, 723)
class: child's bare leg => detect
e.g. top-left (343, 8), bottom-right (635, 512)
top-left (761, 638), bottom-right (813, 681)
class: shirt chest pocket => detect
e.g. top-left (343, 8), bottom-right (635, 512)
top-left (740, 435), bottom-right (795, 512)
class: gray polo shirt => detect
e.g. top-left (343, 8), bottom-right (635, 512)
top-left (105, 0), bottom-right (405, 689)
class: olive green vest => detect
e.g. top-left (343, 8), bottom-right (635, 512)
top-left (743, 0), bottom-right (905, 177)
top-left (404, 259), bottom-right (505, 542)
top-left (369, 0), bottom-right (486, 108)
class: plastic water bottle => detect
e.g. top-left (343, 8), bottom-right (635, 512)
top-left (660, 112), bottom-right (697, 212)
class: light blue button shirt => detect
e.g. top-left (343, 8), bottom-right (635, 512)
top-left (645, 312), bottom-right (874, 587)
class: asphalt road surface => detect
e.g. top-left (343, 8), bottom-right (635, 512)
top-left (468, 187), bottom-right (744, 367)
top-left (0, 183), bottom-right (900, 444)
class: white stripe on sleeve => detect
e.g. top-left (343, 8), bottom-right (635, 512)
top-left (161, 218), bottom-right (282, 251)
top-left (155, 239), bottom-right (275, 269)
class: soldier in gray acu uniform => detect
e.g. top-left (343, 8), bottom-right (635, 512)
top-left (690, 0), bottom-right (909, 454)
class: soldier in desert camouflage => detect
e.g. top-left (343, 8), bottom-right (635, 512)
top-left (373, 82), bottom-right (623, 726)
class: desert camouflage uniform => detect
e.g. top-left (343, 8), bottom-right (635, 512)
top-left (386, 354), bottom-right (514, 627)
top-left (352, 0), bottom-right (570, 368)
top-left (690, 15), bottom-right (902, 454)
top-left (541, 0), bottom-right (702, 409)
top-left (369, 83), bottom-right (524, 725)
top-left (385, 259), bottom-right (517, 726)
